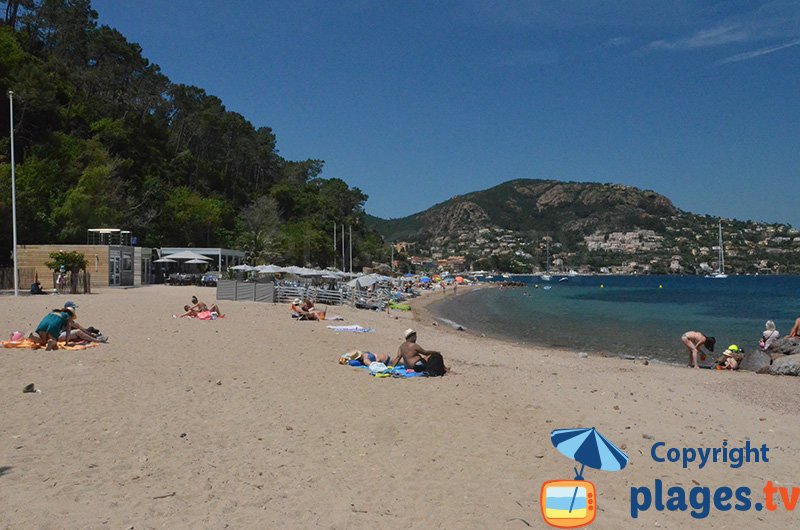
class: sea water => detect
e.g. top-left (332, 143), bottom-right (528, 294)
top-left (429, 275), bottom-right (800, 364)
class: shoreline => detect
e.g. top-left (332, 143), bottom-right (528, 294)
top-left (411, 284), bottom-right (662, 366)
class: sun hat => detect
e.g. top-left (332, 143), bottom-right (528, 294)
top-left (64, 300), bottom-right (77, 309)
top-left (339, 350), bottom-right (363, 364)
top-left (293, 298), bottom-right (301, 305)
top-left (404, 328), bottom-right (416, 339)
top-left (723, 344), bottom-right (740, 356)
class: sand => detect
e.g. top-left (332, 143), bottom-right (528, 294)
top-left (1, 285), bottom-right (799, 529)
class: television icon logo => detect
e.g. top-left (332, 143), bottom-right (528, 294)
top-left (540, 480), bottom-right (596, 528)
top-left (539, 428), bottom-right (629, 528)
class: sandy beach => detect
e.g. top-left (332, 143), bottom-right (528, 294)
top-left (1, 285), bottom-right (799, 529)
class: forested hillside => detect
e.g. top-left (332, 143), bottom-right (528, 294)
top-left (0, 0), bottom-right (386, 267)
top-left (368, 179), bottom-right (800, 274)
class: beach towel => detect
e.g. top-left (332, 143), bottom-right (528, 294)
top-left (2, 338), bottom-right (100, 351)
top-left (345, 362), bottom-right (427, 378)
top-left (327, 325), bottom-right (374, 333)
top-left (174, 312), bottom-right (224, 320)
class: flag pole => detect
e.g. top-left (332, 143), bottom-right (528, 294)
top-left (8, 90), bottom-right (19, 297)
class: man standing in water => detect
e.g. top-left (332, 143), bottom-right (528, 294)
top-left (681, 331), bottom-right (716, 368)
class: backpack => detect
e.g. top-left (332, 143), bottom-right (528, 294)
top-left (425, 353), bottom-right (446, 377)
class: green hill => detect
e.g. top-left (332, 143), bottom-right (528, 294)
top-left (367, 179), bottom-right (800, 274)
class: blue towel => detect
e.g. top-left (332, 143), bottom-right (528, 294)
top-left (345, 363), bottom-right (427, 378)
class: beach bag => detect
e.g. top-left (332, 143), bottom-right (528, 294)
top-left (425, 353), bottom-right (446, 376)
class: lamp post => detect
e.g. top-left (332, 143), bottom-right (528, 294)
top-left (8, 90), bottom-right (19, 296)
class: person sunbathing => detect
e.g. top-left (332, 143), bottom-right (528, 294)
top-left (59, 323), bottom-right (108, 343)
top-left (177, 305), bottom-right (200, 318)
top-left (391, 329), bottom-right (447, 373)
top-left (190, 296), bottom-right (223, 316)
top-left (789, 317), bottom-right (800, 338)
top-left (338, 350), bottom-right (392, 366)
top-left (291, 298), bottom-right (326, 320)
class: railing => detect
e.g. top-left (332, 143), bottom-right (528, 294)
top-left (217, 280), bottom-right (349, 305)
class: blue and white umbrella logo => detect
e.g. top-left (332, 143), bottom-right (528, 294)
top-left (549, 427), bottom-right (629, 516)
top-left (551, 427), bottom-right (628, 479)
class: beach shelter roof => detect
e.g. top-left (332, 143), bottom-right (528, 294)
top-left (154, 257), bottom-right (177, 263)
top-left (299, 268), bottom-right (326, 276)
top-left (346, 273), bottom-right (392, 288)
top-left (183, 258), bottom-right (209, 264)
top-left (254, 264), bottom-right (284, 274)
top-left (230, 264), bottom-right (254, 271)
top-left (165, 250), bottom-right (212, 261)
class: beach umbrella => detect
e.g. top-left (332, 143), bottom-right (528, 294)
top-left (455, 276), bottom-right (464, 283)
top-left (420, 276), bottom-right (432, 283)
top-left (550, 427), bottom-right (629, 514)
top-left (551, 427), bottom-right (628, 476)
top-left (255, 264), bottom-right (284, 274)
top-left (403, 273), bottom-right (414, 277)
top-left (230, 264), bottom-right (253, 271)
top-left (183, 258), bottom-right (209, 264)
top-left (165, 250), bottom-right (212, 261)
top-left (154, 258), bottom-right (176, 263)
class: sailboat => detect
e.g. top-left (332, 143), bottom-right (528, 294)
top-left (540, 236), bottom-right (552, 282)
top-left (710, 221), bottom-right (728, 279)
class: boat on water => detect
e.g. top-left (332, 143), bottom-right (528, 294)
top-left (710, 221), bottom-right (728, 279)
top-left (558, 277), bottom-right (569, 283)
top-left (540, 236), bottom-right (552, 281)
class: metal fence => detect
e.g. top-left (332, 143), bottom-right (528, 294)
top-left (216, 280), bottom-right (274, 302)
top-left (216, 280), bottom-right (348, 305)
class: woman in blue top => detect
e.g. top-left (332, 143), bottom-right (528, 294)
top-left (33, 301), bottom-right (77, 350)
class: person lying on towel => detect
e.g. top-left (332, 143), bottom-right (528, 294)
top-left (390, 329), bottom-right (448, 375)
top-left (339, 350), bottom-right (392, 366)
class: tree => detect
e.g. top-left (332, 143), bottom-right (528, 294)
top-left (237, 195), bottom-right (282, 264)
top-left (45, 249), bottom-right (87, 272)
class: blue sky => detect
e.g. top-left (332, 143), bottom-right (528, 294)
top-left (93, 0), bottom-right (800, 226)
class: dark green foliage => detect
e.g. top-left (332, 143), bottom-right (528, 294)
top-left (45, 249), bottom-right (86, 271)
top-left (0, 1), bottom-right (385, 268)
